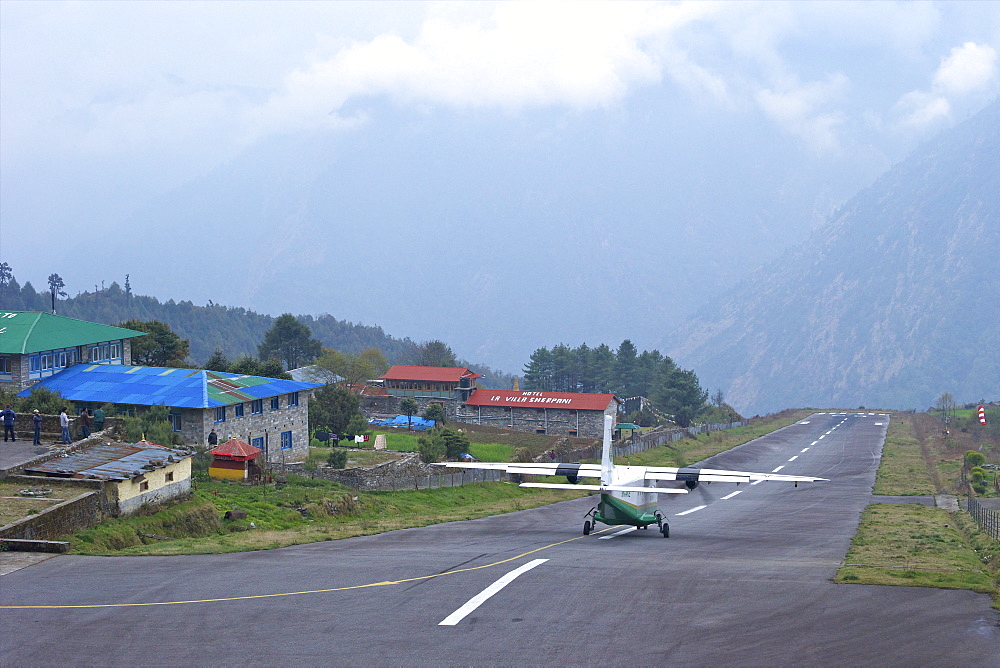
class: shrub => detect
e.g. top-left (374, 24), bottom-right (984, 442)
top-left (965, 450), bottom-right (986, 468)
top-left (418, 435), bottom-right (446, 464)
top-left (970, 467), bottom-right (985, 483)
top-left (511, 447), bottom-right (533, 463)
top-left (327, 449), bottom-right (347, 469)
top-left (15, 386), bottom-right (65, 415)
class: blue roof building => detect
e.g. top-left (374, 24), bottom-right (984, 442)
top-left (20, 365), bottom-right (322, 463)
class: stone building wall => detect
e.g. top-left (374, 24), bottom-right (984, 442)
top-left (453, 404), bottom-right (615, 439)
top-left (3, 338), bottom-right (135, 393)
top-left (192, 399), bottom-right (312, 463)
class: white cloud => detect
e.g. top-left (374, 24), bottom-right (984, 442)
top-left (894, 41), bottom-right (998, 130)
top-left (932, 42), bottom-right (998, 96)
top-left (254, 2), bottom-right (718, 132)
top-left (755, 74), bottom-right (849, 152)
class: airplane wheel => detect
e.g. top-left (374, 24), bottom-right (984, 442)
top-left (583, 520), bottom-right (592, 536)
top-left (661, 524), bottom-right (670, 538)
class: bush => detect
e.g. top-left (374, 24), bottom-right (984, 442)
top-left (965, 450), bottom-right (986, 468)
top-left (972, 482), bottom-right (987, 495)
top-left (122, 405), bottom-right (182, 445)
top-left (14, 386), bottom-right (65, 415)
top-left (970, 467), bottom-right (985, 483)
top-left (511, 447), bottom-right (533, 463)
top-left (327, 449), bottom-right (347, 469)
top-left (418, 435), bottom-right (446, 464)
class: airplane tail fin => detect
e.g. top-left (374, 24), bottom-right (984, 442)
top-left (601, 415), bottom-right (613, 487)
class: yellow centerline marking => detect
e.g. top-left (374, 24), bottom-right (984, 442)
top-left (2, 528), bottom-right (613, 610)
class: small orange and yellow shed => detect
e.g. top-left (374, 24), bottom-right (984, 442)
top-left (208, 439), bottom-right (262, 481)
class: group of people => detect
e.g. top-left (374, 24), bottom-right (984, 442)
top-left (1, 405), bottom-right (106, 445)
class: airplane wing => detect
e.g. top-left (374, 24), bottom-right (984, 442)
top-left (521, 482), bottom-right (688, 494)
top-left (434, 461), bottom-right (603, 478)
top-left (642, 466), bottom-right (827, 484)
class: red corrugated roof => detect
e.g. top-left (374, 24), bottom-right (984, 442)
top-left (210, 439), bottom-right (262, 460)
top-left (379, 365), bottom-right (484, 382)
top-left (464, 389), bottom-right (617, 411)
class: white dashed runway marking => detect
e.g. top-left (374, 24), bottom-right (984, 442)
top-left (598, 526), bottom-right (637, 540)
top-left (439, 559), bottom-right (548, 626)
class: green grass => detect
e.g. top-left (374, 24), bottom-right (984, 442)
top-left (874, 416), bottom-right (937, 495)
top-left (616, 410), bottom-right (811, 468)
top-left (467, 442), bottom-right (514, 462)
top-left (835, 504), bottom-right (997, 603)
top-left (66, 475), bottom-right (589, 555)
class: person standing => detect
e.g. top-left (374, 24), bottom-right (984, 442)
top-left (33, 409), bottom-right (43, 445)
top-left (59, 407), bottom-right (71, 444)
top-left (208, 428), bottom-right (218, 447)
top-left (78, 408), bottom-right (91, 439)
top-left (93, 406), bottom-right (106, 433)
top-left (1, 404), bottom-right (16, 442)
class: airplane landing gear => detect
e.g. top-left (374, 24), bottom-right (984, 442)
top-left (655, 511), bottom-right (669, 538)
top-left (583, 507), bottom-right (597, 536)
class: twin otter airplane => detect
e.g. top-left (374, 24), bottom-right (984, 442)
top-left (437, 415), bottom-right (827, 537)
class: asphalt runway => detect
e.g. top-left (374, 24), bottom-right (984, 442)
top-left (2, 413), bottom-right (998, 665)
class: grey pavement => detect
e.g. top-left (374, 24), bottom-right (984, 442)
top-left (1, 412), bottom-right (997, 666)
top-left (0, 439), bottom-right (53, 474)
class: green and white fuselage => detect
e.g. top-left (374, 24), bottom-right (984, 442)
top-left (595, 466), bottom-right (662, 528)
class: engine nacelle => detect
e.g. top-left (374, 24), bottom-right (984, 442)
top-left (677, 467), bottom-right (701, 490)
top-left (555, 463), bottom-right (582, 484)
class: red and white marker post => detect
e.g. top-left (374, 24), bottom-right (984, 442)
top-left (979, 405), bottom-right (987, 425)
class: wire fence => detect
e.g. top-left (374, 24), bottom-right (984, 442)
top-left (307, 419), bottom-right (752, 491)
top-left (966, 495), bottom-right (1000, 540)
top-left (565, 420), bottom-right (751, 460)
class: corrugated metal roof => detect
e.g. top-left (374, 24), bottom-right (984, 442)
top-left (464, 389), bottom-right (618, 411)
top-left (380, 365), bottom-right (483, 382)
top-left (17, 364), bottom-right (321, 408)
top-left (0, 311), bottom-right (146, 354)
top-left (24, 442), bottom-right (190, 481)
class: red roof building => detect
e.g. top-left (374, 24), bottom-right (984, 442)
top-left (208, 439), bottom-right (263, 481)
top-left (379, 365), bottom-right (483, 401)
top-left (457, 389), bottom-right (620, 438)
top-left (464, 389), bottom-right (618, 412)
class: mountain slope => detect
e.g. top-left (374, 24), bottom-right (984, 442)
top-left (668, 100), bottom-right (1000, 414)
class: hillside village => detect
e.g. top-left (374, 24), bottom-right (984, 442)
top-left (0, 309), bottom-right (718, 547)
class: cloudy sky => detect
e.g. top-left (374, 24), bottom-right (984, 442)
top-left (2, 1), bottom-right (999, 370)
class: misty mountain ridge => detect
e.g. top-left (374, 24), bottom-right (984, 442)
top-left (665, 100), bottom-right (1000, 414)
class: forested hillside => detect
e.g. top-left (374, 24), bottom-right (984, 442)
top-left (522, 340), bottom-right (709, 426)
top-left (667, 100), bottom-right (1000, 413)
top-left (0, 276), bottom-right (513, 388)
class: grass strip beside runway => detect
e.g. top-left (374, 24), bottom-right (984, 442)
top-left (835, 504), bottom-right (998, 606)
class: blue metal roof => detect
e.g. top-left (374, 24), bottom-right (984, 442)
top-left (18, 364), bottom-right (322, 409)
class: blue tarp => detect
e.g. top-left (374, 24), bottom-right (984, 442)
top-left (368, 415), bottom-right (436, 430)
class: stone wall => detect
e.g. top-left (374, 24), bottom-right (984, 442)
top-left (361, 395), bottom-right (461, 420)
top-left (283, 453), bottom-right (504, 491)
top-left (12, 413), bottom-right (124, 443)
top-left (0, 491), bottom-right (103, 541)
